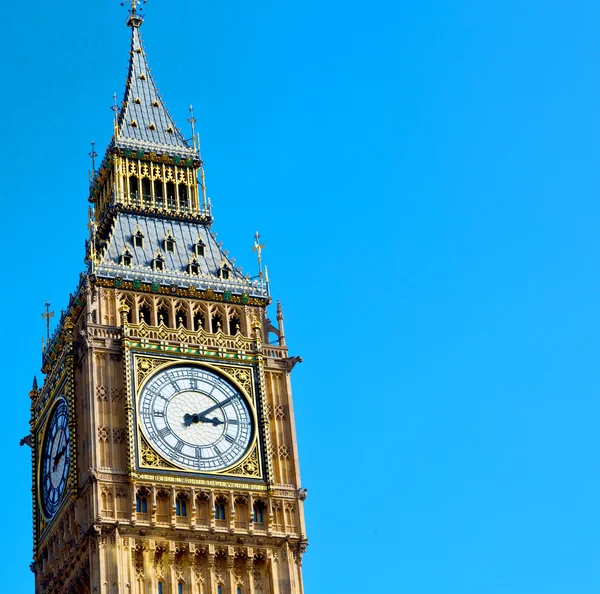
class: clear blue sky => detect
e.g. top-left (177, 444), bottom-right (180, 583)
top-left (2, 0), bottom-right (600, 591)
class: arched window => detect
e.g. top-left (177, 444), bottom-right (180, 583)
top-left (211, 313), bottom-right (222, 333)
top-left (154, 180), bottom-right (164, 208)
top-left (215, 500), bottom-right (226, 520)
top-left (229, 316), bottom-right (241, 335)
top-left (178, 584), bottom-right (184, 594)
top-left (179, 184), bottom-right (188, 209)
top-left (157, 305), bottom-right (170, 326)
top-left (166, 181), bottom-right (176, 209)
top-left (194, 312), bottom-right (205, 332)
top-left (176, 497), bottom-right (187, 517)
top-left (142, 178), bottom-right (151, 206)
top-left (156, 491), bottom-right (169, 524)
top-left (217, 586), bottom-right (223, 594)
top-left (237, 588), bottom-right (242, 594)
top-left (139, 303), bottom-right (151, 324)
top-left (253, 501), bottom-right (265, 524)
top-left (135, 494), bottom-right (147, 513)
top-left (129, 176), bottom-right (139, 202)
top-left (176, 308), bottom-right (188, 328)
top-left (220, 264), bottom-right (231, 280)
top-left (158, 583), bottom-right (164, 594)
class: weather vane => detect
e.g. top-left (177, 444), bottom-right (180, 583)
top-left (121, 0), bottom-right (146, 11)
top-left (41, 302), bottom-right (54, 341)
top-left (252, 232), bottom-right (265, 280)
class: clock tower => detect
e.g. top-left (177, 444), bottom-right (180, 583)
top-left (27, 5), bottom-right (308, 593)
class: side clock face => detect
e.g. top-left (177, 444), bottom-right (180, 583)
top-left (138, 365), bottom-right (253, 472)
top-left (40, 399), bottom-right (70, 519)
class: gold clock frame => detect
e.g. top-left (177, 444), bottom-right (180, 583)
top-left (34, 366), bottom-right (77, 542)
top-left (129, 353), bottom-right (264, 481)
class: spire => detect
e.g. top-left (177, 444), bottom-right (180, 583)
top-left (114, 4), bottom-right (197, 158)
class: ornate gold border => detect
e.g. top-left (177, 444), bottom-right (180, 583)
top-left (35, 357), bottom-right (77, 544)
top-left (130, 354), bottom-right (264, 481)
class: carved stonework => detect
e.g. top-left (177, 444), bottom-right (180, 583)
top-left (219, 365), bottom-right (253, 394)
top-left (135, 356), bottom-right (170, 386)
top-left (139, 433), bottom-right (177, 469)
top-left (225, 444), bottom-right (261, 478)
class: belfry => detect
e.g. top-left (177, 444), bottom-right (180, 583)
top-left (27, 4), bottom-right (308, 592)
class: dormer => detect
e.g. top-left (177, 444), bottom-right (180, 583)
top-left (164, 230), bottom-right (176, 253)
top-left (220, 262), bottom-right (231, 280)
top-left (194, 236), bottom-right (206, 257)
top-left (120, 247), bottom-right (133, 267)
top-left (133, 226), bottom-right (145, 248)
top-left (188, 256), bottom-right (200, 276)
top-left (153, 250), bottom-right (165, 271)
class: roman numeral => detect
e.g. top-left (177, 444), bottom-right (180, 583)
top-left (224, 434), bottom-right (235, 444)
top-left (153, 410), bottom-right (164, 417)
top-left (175, 441), bottom-right (184, 452)
top-left (158, 427), bottom-right (170, 438)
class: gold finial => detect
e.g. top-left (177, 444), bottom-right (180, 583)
top-left (252, 232), bottom-right (265, 281)
top-left (41, 302), bottom-right (54, 341)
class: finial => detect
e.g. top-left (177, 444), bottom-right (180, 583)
top-left (31, 376), bottom-right (38, 392)
top-left (252, 232), bottom-right (265, 282)
top-left (188, 105), bottom-right (197, 147)
top-left (111, 93), bottom-right (119, 134)
top-left (41, 302), bottom-right (54, 341)
top-left (88, 140), bottom-right (97, 177)
top-left (123, 0), bottom-right (146, 27)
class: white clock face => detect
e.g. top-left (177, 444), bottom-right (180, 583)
top-left (138, 365), bottom-right (253, 471)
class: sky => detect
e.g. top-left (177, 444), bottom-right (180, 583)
top-left (1, 0), bottom-right (600, 591)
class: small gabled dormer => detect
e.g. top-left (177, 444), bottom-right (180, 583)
top-left (133, 226), bottom-right (145, 248)
top-left (164, 230), bottom-right (176, 253)
top-left (120, 247), bottom-right (133, 267)
top-left (220, 262), bottom-right (231, 280)
top-left (188, 256), bottom-right (200, 276)
top-left (153, 250), bottom-right (165, 271)
top-left (194, 236), bottom-right (206, 257)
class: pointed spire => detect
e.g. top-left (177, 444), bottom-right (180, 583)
top-left (31, 376), bottom-right (38, 392)
top-left (114, 5), bottom-right (197, 158)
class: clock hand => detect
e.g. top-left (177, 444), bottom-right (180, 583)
top-left (196, 395), bottom-right (238, 418)
top-left (183, 413), bottom-right (225, 427)
top-left (52, 442), bottom-right (67, 471)
top-left (183, 395), bottom-right (238, 426)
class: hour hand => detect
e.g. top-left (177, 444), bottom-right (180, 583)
top-left (184, 413), bottom-right (224, 426)
top-left (199, 415), bottom-right (224, 426)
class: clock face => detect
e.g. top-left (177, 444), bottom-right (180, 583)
top-left (138, 365), bottom-right (253, 472)
top-left (40, 399), bottom-right (70, 519)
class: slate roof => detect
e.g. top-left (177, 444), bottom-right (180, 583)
top-left (114, 12), bottom-right (197, 158)
top-left (96, 213), bottom-right (266, 297)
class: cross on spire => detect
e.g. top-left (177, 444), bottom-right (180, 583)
top-left (41, 302), bottom-right (54, 341)
top-left (88, 141), bottom-right (97, 176)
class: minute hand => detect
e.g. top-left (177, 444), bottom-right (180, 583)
top-left (197, 394), bottom-right (238, 418)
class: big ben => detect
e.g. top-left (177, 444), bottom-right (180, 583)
top-left (27, 3), bottom-right (308, 592)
